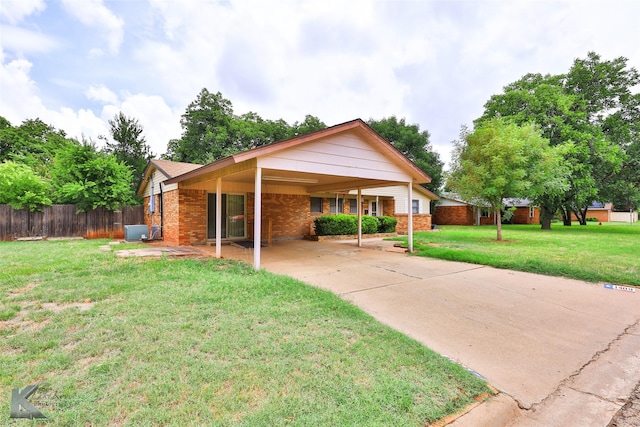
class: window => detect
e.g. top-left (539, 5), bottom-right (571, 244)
top-left (412, 199), bottom-right (419, 214)
top-left (349, 199), bottom-right (358, 214)
top-left (529, 207), bottom-right (535, 218)
top-left (330, 198), bottom-right (344, 214)
top-left (310, 197), bottom-right (323, 213)
top-left (370, 201), bottom-right (378, 216)
top-left (481, 208), bottom-right (490, 218)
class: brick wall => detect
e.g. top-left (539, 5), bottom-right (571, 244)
top-left (572, 209), bottom-right (610, 222)
top-left (248, 193), bottom-right (311, 239)
top-left (512, 207), bottom-right (540, 224)
top-left (162, 190), bottom-right (180, 245)
top-left (433, 205), bottom-right (475, 225)
top-left (395, 214), bottom-right (432, 233)
top-left (178, 189), bottom-right (207, 245)
top-left (143, 194), bottom-right (163, 237)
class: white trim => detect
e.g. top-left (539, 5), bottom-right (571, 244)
top-left (254, 167), bottom-right (262, 269)
top-left (215, 178), bottom-right (222, 258)
top-left (408, 183), bottom-right (413, 252)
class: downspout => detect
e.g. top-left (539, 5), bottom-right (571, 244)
top-left (159, 182), bottom-right (164, 238)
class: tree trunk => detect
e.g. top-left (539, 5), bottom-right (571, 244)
top-left (496, 209), bottom-right (503, 241)
top-left (574, 207), bottom-right (588, 225)
top-left (560, 206), bottom-right (572, 226)
top-left (540, 205), bottom-right (554, 230)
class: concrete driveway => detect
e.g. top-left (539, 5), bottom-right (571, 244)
top-left (221, 238), bottom-right (640, 425)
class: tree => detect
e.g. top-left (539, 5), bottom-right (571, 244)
top-left (448, 117), bottom-right (564, 241)
top-left (50, 140), bottom-right (135, 211)
top-left (0, 161), bottom-right (52, 211)
top-left (478, 53), bottom-right (638, 227)
top-left (103, 112), bottom-right (153, 187)
top-left (165, 89), bottom-right (235, 163)
top-left (367, 116), bottom-right (444, 193)
top-left (0, 117), bottom-right (73, 176)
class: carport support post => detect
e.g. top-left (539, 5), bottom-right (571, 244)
top-left (407, 183), bottom-right (413, 252)
top-left (357, 187), bottom-right (362, 247)
top-left (254, 167), bottom-right (262, 269)
top-left (215, 177), bottom-right (222, 258)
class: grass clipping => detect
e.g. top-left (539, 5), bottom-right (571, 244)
top-left (0, 240), bottom-right (489, 426)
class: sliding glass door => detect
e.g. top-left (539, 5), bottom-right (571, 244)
top-left (207, 193), bottom-right (245, 239)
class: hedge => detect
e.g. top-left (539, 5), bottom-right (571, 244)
top-left (313, 214), bottom-right (397, 236)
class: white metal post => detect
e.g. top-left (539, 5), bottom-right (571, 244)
top-left (215, 177), bottom-right (222, 258)
top-left (407, 183), bottom-right (413, 252)
top-left (357, 187), bottom-right (362, 247)
top-left (254, 167), bottom-right (262, 269)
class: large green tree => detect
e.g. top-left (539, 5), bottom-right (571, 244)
top-left (50, 140), bottom-right (135, 211)
top-left (102, 112), bottom-right (153, 187)
top-left (0, 117), bottom-right (73, 176)
top-left (0, 161), bottom-right (52, 211)
top-left (478, 52), bottom-right (638, 226)
top-left (367, 116), bottom-right (444, 193)
top-left (164, 89), bottom-right (328, 164)
top-left (448, 117), bottom-right (565, 241)
top-left (165, 89), bottom-right (235, 163)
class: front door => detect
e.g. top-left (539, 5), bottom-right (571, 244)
top-left (207, 194), bottom-right (246, 239)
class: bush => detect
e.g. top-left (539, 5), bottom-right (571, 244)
top-left (313, 215), bottom-right (391, 235)
top-left (361, 215), bottom-right (379, 234)
top-left (314, 214), bottom-right (357, 236)
top-left (586, 217), bottom-right (599, 222)
top-left (376, 216), bottom-right (397, 233)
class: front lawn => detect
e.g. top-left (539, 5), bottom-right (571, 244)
top-left (405, 222), bottom-right (639, 286)
top-left (0, 239), bottom-right (489, 426)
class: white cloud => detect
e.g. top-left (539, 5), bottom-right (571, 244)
top-left (60, 0), bottom-right (124, 54)
top-left (85, 84), bottom-right (119, 105)
top-left (0, 24), bottom-right (59, 54)
top-left (0, 0), bottom-right (45, 24)
top-left (0, 54), bottom-right (43, 125)
top-left (100, 93), bottom-right (182, 157)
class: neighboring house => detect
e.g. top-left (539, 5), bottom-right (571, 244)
top-left (433, 193), bottom-right (539, 225)
top-left (136, 119), bottom-right (436, 268)
top-left (571, 202), bottom-right (638, 223)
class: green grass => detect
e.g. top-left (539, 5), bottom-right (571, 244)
top-left (402, 222), bottom-right (639, 286)
top-left (0, 239), bottom-right (489, 426)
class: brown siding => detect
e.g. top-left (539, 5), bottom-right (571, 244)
top-left (572, 209), bottom-right (610, 222)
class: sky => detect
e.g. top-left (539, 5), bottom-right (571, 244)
top-left (1, 0), bottom-right (639, 169)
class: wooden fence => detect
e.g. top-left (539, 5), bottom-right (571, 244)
top-left (0, 205), bottom-right (144, 241)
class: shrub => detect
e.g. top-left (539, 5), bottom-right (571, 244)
top-left (314, 214), bottom-right (357, 236)
top-left (586, 217), bottom-right (599, 222)
top-left (361, 215), bottom-right (379, 234)
top-left (313, 215), bottom-right (388, 235)
top-left (376, 216), bottom-right (398, 233)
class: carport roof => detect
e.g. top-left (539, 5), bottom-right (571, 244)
top-left (164, 119), bottom-right (433, 188)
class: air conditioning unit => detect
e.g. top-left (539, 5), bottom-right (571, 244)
top-left (124, 225), bottom-right (149, 242)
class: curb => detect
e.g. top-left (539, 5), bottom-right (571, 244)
top-left (446, 393), bottom-right (522, 427)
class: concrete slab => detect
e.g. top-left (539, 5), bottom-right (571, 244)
top-left (215, 238), bottom-right (640, 425)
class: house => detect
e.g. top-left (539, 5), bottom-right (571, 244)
top-left (433, 193), bottom-right (539, 225)
top-left (571, 202), bottom-right (638, 223)
top-left (136, 119), bottom-right (436, 268)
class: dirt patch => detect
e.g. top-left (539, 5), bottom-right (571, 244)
top-left (0, 300), bottom-right (96, 335)
top-left (608, 381), bottom-right (640, 426)
top-left (115, 246), bottom-right (207, 258)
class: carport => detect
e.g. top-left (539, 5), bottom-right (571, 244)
top-left (163, 119), bottom-right (432, 269)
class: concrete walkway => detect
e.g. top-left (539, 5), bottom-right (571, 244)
top-left (219, 238), bottom-right (640, 426)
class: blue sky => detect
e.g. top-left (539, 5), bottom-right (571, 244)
top-left (1, 0), bottom-right (639, 168)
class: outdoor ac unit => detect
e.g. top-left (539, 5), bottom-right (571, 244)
top-left (124, 225), bottom-right (149, 242)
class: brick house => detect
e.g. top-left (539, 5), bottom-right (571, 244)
top-left (433, 194), bottom-right (539, 226)
top-left (137, 119), bottom-right (437, 268)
